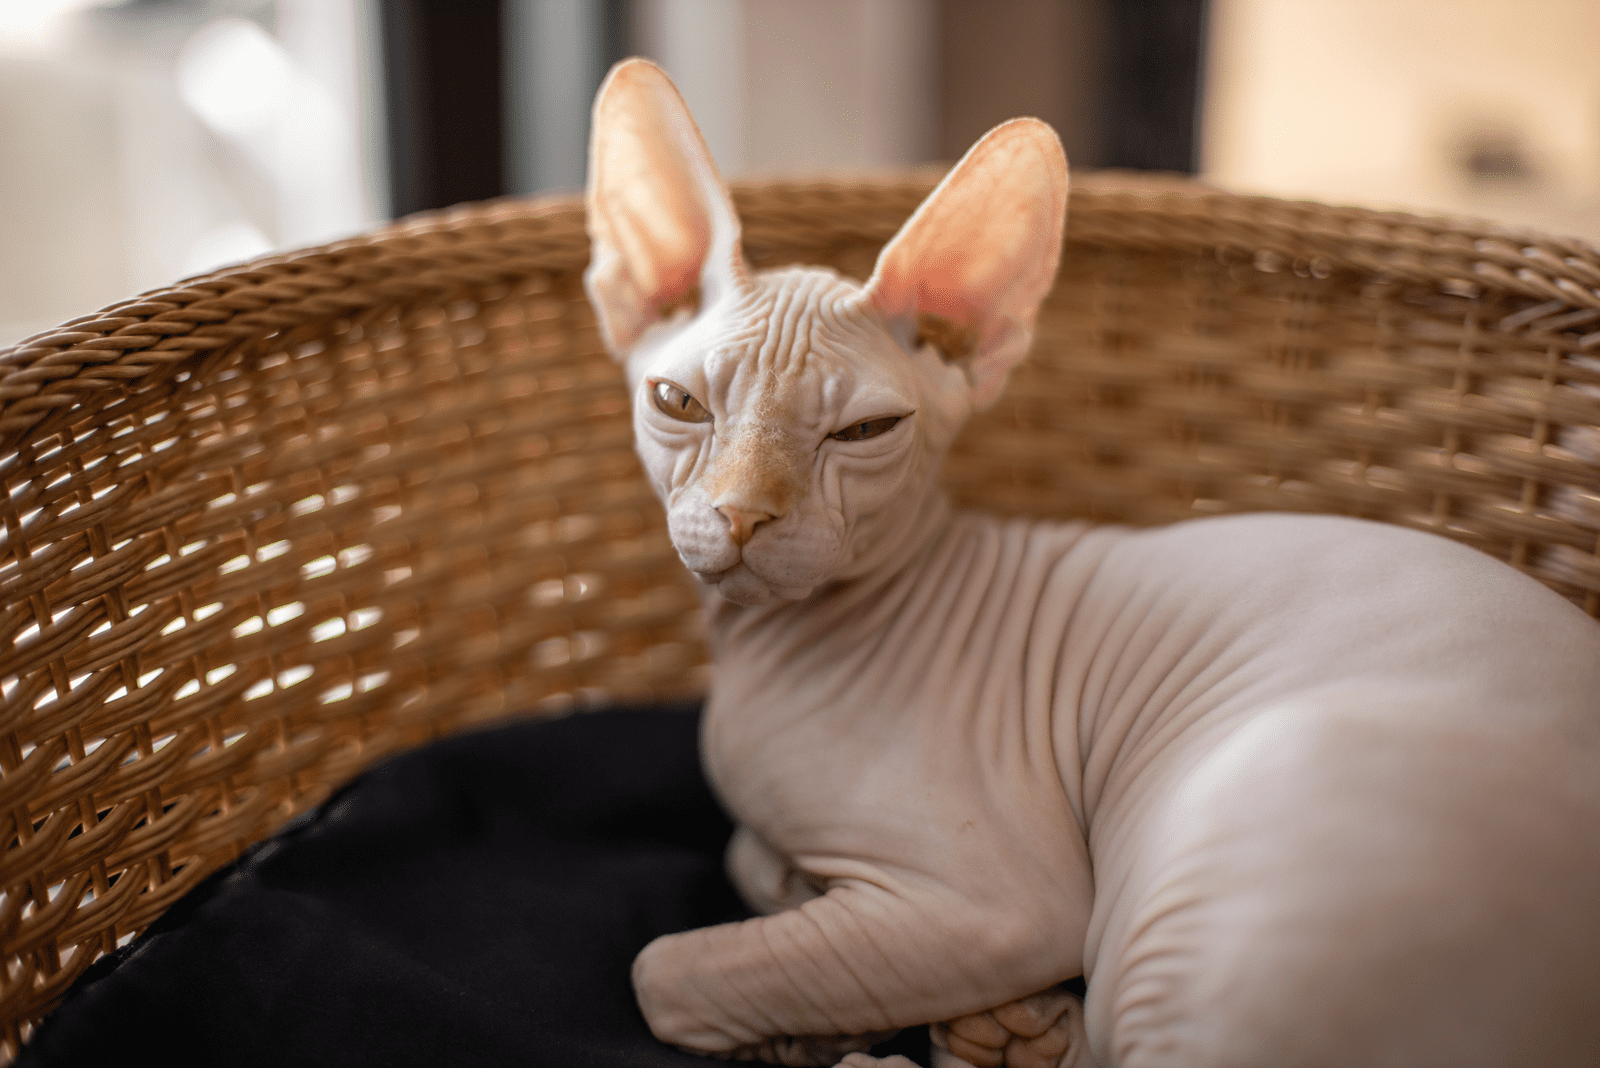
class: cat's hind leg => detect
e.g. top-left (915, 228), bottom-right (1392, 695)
top-left (1088, 704), bottom-right (1600, 1067)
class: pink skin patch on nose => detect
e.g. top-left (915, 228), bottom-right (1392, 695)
top-left (717, 505), bottom-right (775, 547)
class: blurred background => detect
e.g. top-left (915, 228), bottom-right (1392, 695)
top-left (3, 0), bottom-right (1597, 348)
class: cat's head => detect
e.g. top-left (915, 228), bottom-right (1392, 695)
top-left (584, 59), bottom-right (1067, 606)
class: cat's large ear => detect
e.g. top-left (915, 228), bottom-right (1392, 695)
top-left (864, 118), bottom-right (1067, 408)
top-left (584, 58), bottom-right (746, 355)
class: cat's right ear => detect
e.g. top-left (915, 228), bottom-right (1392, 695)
top-left (584, 58), bottom-right (746, 356)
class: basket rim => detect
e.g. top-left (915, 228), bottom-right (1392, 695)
top-left (1, 170), bottom-right (1597, 451)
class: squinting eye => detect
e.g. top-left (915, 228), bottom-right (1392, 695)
top-left (828, 416), bottom-right (903, 442)
top-left (650, 380), bottom-right (712, 423)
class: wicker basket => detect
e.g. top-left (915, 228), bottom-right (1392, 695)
top-left (2, 172), bottom-right (1598, 1057)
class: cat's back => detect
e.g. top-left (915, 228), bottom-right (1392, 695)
top-left (1049, 510), bottom-right (1600, 832)
top-left (1061, 511), bottom-right (1600, 731)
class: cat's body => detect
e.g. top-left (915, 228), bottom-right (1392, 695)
top-left (700, 499), bottom-right (1600, 1067)
top-left (584, 60), bottom-right (1600, 1068)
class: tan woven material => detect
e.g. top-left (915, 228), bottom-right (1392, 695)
top-left (2, 172), bottom-right (1599, 1056)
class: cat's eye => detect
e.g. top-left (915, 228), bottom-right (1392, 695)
top-left (650, 380), bottom-right (712, 423)
top-left (828, 416), bottom-right (903, 442)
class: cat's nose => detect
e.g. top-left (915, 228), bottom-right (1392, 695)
top-left (717, 505), bottom-right (774, 547)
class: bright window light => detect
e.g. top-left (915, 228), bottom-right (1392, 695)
top-left (176, 18), bottom-right (298, 140)
top-left (0, 0), bottom-right (96, 48)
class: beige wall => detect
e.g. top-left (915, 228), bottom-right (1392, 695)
top-left (632, 0), bottom-right (939, 178)
top-left (0, 52), bottom-right (127, 345)
top-left (1205, 0), bottom-right (1600, 240)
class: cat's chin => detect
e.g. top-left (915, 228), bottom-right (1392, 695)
top-left (698, 564), bottom-right (814, 606)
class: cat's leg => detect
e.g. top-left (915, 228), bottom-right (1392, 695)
top-left (722, 827), bottom-right (904, 1059)
top-left (930, 984), bottom-right (1095, 1068)
top-left (727, 823), bottom-right (823, 915)
top-left (633, 879), bottom-right (1063, 1064)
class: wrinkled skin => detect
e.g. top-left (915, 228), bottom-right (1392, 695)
top-left (585, 59), bottom-right (1600, 1068)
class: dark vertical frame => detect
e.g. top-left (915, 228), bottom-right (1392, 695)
top-left (599, 0), bottom-right (631, 72)
top-left (937, 0), bottom-right (1106, 167)
top-left (380, 0), bottom-right (507, 217)
top-left (936, 0), bottom-right (1208, 174)
top-left (504, 0), bottom-right (633, 195)
top-left (383, 0), bottom-right (632, 213)
top-left (1098, 0), bottom-right (1210, 173)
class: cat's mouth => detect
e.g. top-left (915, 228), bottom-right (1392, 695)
top-left (690, 559), bottom-right (814, 605)
top-left (666, 509), bottom-right (838, 604)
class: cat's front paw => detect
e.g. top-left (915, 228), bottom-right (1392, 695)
top-left (634, 934), bottom-right (892, 1065)
top-left (634, 933), bottom-right (741, 1053)
top-left (930, 985), bottom-right (1091, 1068)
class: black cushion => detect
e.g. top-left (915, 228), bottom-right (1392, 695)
top-left (21, 704), bottom-right (930, 1067)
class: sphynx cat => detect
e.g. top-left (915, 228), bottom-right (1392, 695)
top-left (583, 59), bottom-right (1600, 1068)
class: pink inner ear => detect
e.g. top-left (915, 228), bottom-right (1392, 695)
top-left (595, 91), bottom-right (713, 303)
top-left (606, 170), bottom-right (708, 312)
top-left (586, 59), bottom-right (743, 351)
top-left (866, 120), bottom-right (1067, 341)
top-left (901, 255), bottom-right (996, 337)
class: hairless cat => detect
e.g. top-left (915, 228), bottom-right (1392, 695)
top-left (583, 58), bottom-right (1600, 1068)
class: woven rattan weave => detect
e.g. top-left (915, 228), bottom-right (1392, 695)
top-left (2, 173), bottom-right (1598, 1057)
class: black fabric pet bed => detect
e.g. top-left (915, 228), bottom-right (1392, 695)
top-left (19, 705), bottom-right (931, 1067)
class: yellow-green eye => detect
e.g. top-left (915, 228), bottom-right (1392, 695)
top-left (828, 415), bottom-right (903, 442)
top-left (650, 380), bottom-right (712, 423)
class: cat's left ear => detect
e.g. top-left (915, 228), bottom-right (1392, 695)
top-left (584, 58), bottom-right (746, 355)
top-left (864, 118), bottom-right (1067, 408)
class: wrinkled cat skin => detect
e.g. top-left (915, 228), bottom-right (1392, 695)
top-left (584, 59), bottom-right (1600, 1068)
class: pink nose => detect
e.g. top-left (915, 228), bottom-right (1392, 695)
top-left (717, 505), bottom-right (774, 547)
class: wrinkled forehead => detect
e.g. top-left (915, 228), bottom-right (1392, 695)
top-left (703, 267), bottom-right (888, 402)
